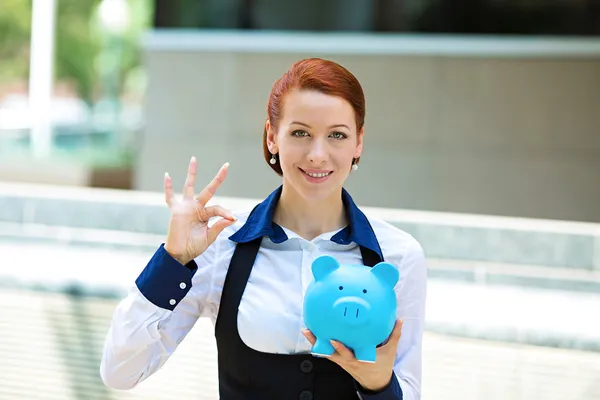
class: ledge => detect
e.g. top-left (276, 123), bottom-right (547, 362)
top-left (1, 181), bottom-right (599, 270)
top-left (143, 29), bottom-right (600, 59)
top-left (425, 280), bottom-right (600, 353)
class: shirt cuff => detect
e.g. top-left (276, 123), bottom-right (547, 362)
top-left (355, 372), bottom-right (403, 400)
top-left (135, 244), bottom-right (198, 311)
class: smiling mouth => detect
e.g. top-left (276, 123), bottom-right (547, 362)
top-left (299, 168), bottom-right (333, 178)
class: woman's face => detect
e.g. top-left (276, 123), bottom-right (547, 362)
top-left (266, 89), bottom-right (363, 202)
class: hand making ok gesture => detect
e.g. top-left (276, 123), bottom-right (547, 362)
top-left (163, 156), bottom-right (236, 265)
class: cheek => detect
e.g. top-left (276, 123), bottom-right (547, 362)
top-left (278, 140), bottom-right (302, 163)
top-left (332, 144), bottom-right (356, 164)
top-left (278, 147), bottom-right (295, 165)
top-left (277, 151), bottom-right (298, 176)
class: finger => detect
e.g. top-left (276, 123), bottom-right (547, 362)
top-left (164, 172), bottom-right (174, 206)
top-left (196, 162), bottom-right (229, 206)
top-left (383, 319), bottom-right (404, 348)
top-left (200, 205), bottom-right (235, 222)
top-left (330, 340), bottom-right (355, 361)
top-left (206, 218), bottom-right (236, 245)
top-left (302, 329), bottom-right (316, 345)
top-left (183, 156), bottom-right (197, 199)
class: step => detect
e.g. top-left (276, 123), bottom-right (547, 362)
top-left (1, 181), bottom-right (599, 271)
top-left (0, 241), bottom-right (598, 353)
top-left (1, 220), bottom-right (598, 295)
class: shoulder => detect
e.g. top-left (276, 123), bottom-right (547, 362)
top-left (366, 213), bottom-right (426, 273)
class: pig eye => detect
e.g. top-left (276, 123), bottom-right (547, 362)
top-left (339, 286), bottom-right (343, 290)
top-left (363, 289), bottom-right (367, 293)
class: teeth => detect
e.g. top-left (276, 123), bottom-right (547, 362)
top-left (305, 171), bottom-right (330, 178)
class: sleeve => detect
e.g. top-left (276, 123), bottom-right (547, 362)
top-left (357, 238), bottom-right (428, 400)
top-left (99, 241), bottom-right (219, 390)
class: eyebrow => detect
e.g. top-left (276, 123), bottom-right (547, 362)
top-left (291, 121), bottom-right (350, 130)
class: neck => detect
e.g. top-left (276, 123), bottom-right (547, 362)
top-left (273, 184), bottom-right (347, 241)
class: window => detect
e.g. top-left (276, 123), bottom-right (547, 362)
top-left (152, 0), bottom-right (600, 36)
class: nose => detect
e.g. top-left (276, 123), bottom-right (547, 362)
top-left (307, 138), bottom-right (328, 164)
top-left (333, 297), bottom-right (371, 326)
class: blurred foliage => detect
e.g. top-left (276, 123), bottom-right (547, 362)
top-left (0, 0), bottom-right (32, 83)
top-left (54, 0), bottom-right (103, 104)
top-left (0, 0), bottom-right (153, 103)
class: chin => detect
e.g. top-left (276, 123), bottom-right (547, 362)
top-left (298, 188), bottom-right (337, 203)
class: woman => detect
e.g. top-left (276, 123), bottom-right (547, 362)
top-left (100, 58), bottom-right (427, 400)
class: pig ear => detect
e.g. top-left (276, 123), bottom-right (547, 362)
top-left (371, 262), bottom-right (399, 288)
top-left (312, 255), bottom-right (340, 281)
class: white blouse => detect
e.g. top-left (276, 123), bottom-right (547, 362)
top-left (100, 188), bottom-right (427, 399)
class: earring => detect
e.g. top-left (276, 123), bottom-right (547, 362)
top-left (270, 153), bottom-right (277, 164)
top-left (351, 159), bottom-right (359, 171)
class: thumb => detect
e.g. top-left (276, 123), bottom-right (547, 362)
top-left (207, 217), bottom-right (236, 244)
top-left (387, 319), bottom-right (403, 346)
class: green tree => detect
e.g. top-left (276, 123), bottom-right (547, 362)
top-left (0, 0), bottom-right (32, 84)
top-left (54, 0), bottom-right (103, 104)
top-left (0, 0), bottom-right (152, 103)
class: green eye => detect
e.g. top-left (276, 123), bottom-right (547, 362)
top-left (330, 132), bottom-right (347, 140)
top-left (292, 130), bottom-right (308, 137)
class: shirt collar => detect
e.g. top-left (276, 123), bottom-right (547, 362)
top-left (228, 185), bottom-right (383, 259)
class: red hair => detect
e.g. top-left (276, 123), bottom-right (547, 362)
top-left (262, 58), bottom-right (366, 175)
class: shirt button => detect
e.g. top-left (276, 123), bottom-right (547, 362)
top-left (300, 360), bottom-right (313, 373)
top-left (179, 282), bottom-right (187, 289)
top-left (169, 299), bottom-right (176, 306)
top-left (299, 390), bottom-right (313, 400)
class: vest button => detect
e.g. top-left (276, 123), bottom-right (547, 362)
top-left (299, 390), bottom-right (313, 400)
top-left (300, 360), bottom-right (313, 373)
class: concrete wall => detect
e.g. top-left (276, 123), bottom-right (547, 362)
top-left (2, 180), bottom-right (599, 271)
top-left (135, 31), bottom-right (600, 222)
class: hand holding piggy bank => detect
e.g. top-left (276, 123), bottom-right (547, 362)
top-left (303, 255), bottom-right (399, 363)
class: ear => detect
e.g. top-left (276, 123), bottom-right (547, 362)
top-left (265, 119), bottom-right (278, 154)
top-left (354, 126), bottom-right (364, 159)
top-left (312, 255), bottom-right (340, 281)
top-left (371, 262), bottom-right (399, 288)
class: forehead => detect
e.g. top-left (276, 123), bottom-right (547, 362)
top-left (281, 90), bottom-right (355, 127)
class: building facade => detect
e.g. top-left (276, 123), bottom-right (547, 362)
top-left (135, 1), bottom-right (600, 222)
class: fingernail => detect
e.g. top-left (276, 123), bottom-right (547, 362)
top-left (191, 156), bottom-right (196, 162)
top-left (224, 162), bottom-right (230, 168)
top-left (330, 340), bottom-right (338, 348)
top-left (164, 172), bottom-right (169, 178)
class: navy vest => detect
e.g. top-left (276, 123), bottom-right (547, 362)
top-left (214, 236), bottom-right (383, 400)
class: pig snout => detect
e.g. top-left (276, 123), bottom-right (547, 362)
top-left (332, 297), bottom-right (372, 326)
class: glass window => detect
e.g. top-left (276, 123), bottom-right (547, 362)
top-left (152, 0), bottom-right (600, 36)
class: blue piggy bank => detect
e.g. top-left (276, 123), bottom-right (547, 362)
top-left (303, 255), bottom-right (399, 363)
